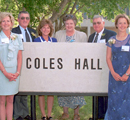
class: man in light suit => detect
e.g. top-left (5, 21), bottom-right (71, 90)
top-left (88, 15), bottom-right (116, 120)
top-left (12, 11), bottom-right (36, 120)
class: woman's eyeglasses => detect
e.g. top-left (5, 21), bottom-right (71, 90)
top-left (65, 14), bottom-right (74, 18)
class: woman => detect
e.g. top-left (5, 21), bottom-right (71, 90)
top-left (55, 14), bottom-right (87, 120)
top-left (34, 19), bottom-right (57, 120)
top-left (0, 12), bottom-right (23, 120)
top-left (105, 14), bottom-right (130, 119)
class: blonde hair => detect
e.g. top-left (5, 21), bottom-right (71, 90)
top-left (0, 12), bottom-right (14, 31)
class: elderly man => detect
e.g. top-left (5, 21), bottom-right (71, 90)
top-left (88, 15), bottom-right (116, 120)
top-left (12, 11), bottom-right (36, 120)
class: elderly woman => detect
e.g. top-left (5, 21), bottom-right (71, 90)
top-left (55, 14), bottom-right (87, 120)
top-left (0, 12), bottom-right (23, 120)
top-left (105, 14), bottom-right (130, 119)
top-left (34, 19), bottom-right (57, 120)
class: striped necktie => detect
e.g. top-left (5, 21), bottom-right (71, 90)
top-left (25, 29), bottom-right (30, 42)
top-left (94, 33), bottom-right (99, 43)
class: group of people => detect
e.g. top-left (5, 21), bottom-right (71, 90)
top-left (0, 10), bottom-right (130, 120)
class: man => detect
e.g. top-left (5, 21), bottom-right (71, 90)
top-left (88, 15), bottom-right (116, 120)
top-left (12, 11), bottom-right (36, 120)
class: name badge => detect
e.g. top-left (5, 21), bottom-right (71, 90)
top-left (1, 38), bottom-right (9, 43)
top-left (121, 45), bottom-right (129, 52)
top-left (100, 39), bottom-right (106, 43)
top-left (19, 34), bottom-right (23, 39)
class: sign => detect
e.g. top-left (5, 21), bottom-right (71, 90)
top-left (19, 43), bottom-right (109, 94)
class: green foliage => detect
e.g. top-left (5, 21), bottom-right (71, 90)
top-left (0, 0), bottom-right (129, 30)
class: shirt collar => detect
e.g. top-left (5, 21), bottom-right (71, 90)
top-left (95, 28), bottom-right (104, 37)
top-left (93, 28), bottom-right (104, 43)
top-left (41, 36), bottom-right (51, 42)
top-left (19, 25), bottom-right (27, 31)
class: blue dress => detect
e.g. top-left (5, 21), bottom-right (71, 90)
top-left (34, 36), bottom-right (57, 42)
top-left (105, 34), bottom-right (130, 120)
top-left (0, 31), bottom-right (23, 95)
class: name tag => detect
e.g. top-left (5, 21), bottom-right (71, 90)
top-left (121, 45), bottom-right (129, 52)
top-left (1, 38), bottom-right (9, 43)
top-left (19, 34), bottom-right (23, 39)
top-left (100, 39), bottom-right (106, 43)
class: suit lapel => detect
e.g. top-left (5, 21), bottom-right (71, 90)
top-left (17, 26), bottom-right (22, 34)
top-left (89, 33), bottom-right (95, 42)
top-left (100, 29), bottom-right (107, 40)
top-left (28, 28), bottom-right (36, 42)
top-left (28, 28), bottom-right (32, 39)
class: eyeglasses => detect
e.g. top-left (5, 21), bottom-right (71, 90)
top-left (20, 17), bottom-right (30, 20)
top-left (65, 14), bottom-right (74, 19)
top-left (93, 22), bottom-right (101, 25)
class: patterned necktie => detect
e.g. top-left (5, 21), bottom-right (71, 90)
top-left (94, 33), bottom-right (99, 43)
top-left (25, 29), bottom-right (30, 42)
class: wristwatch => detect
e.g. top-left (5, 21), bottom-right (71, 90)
top-left (125, 73), bottom-right (130, 76)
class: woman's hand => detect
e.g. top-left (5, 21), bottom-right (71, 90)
top-left (3, 71), bottom-right (16, 81)
top-left (121, 74), bottom-right (129, 82)
top-left (9, 73), bottom-right (19, 81)
top-left (13, 73), bottom-right (19, 79)
top-left (111, 71), bottom-right (122, 81)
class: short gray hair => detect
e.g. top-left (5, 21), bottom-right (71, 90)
top-left (63, 14), bottom-right (77, 25)
top-left (93, 15), bottom-right (104, 21)
top-left (18, 11), bottom-right (30, 18)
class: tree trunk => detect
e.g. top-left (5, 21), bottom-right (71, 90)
top-left (50, 0), bottom-right (70, 23)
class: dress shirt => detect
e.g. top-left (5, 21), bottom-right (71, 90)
top-left (92, 28), bottom-right (104, 43)
top-left (19, 25), bottom-right (32, 42)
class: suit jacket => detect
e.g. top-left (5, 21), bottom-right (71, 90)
top-left (12, 26), bottom-right (36, 42)
top-left (88, 28), bottom-right (116, 43)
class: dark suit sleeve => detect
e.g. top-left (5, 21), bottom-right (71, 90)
top-left (105, 30), bottom-right (117, 42)
top-left (111, 31), bottom-right (117, 36)
top-left (88, 33), bottom-right (95, 43)
top-left (12, 26), bottom-right (21, 34)
top-left (12, 28), bottom-right (16, 33)
top-left (88, 36), bottom-right (91, 42)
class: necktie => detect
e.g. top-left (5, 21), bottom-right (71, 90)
top-left (94, 33), bottom-right (99, 43)
top-left (25, 29), bottom-right (30, 42)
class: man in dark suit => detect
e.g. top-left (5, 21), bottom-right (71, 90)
top-left (88, 15), bottom-right (116, 120)
top-left (12, 11), bottom-right (36, 120)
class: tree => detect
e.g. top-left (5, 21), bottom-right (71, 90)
top-left (0, 0), bottom-right (130, 31)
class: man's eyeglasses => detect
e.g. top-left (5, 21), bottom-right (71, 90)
top-left (93, 22), bottom-right (101, 25)
top-left (20, 17), bottom-right (30, 20)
